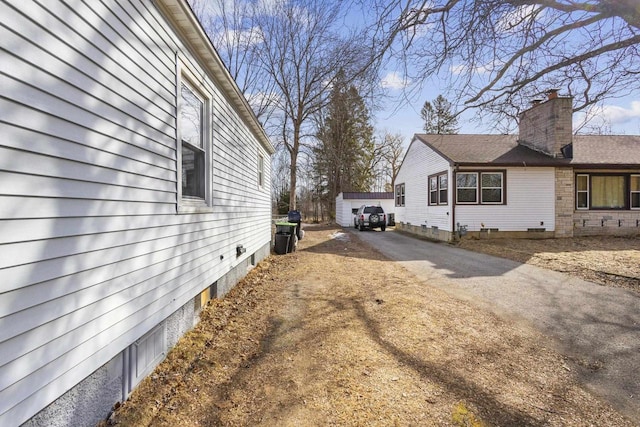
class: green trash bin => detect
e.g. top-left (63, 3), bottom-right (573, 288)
top-left (274, 222), bottom-right (297, 254)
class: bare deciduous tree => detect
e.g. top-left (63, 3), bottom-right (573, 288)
top-left (366, 0), bottom-right (640, 127)
top-left (258, 0), bottom-right (381, 210)
top-left (192, 0), bottom-right (376, 211)
top-left (376, 131), bottom-right (405, 191)
top-left (189, 0), bottom-right (278, 122)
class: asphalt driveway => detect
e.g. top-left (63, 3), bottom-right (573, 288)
top-left (351, 228), bottom-right (640, 420)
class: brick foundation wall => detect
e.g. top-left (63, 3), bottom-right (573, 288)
top-left (573, 211), bottom-right (640, 236)
top-left (555, 167), bottom-right (640, 237)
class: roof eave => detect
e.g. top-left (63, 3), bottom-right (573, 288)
top-left (413, 134), bottom-right (455, 165)
top-left (570, 163), bottom-right (640, 169)
top-left (455, 162), bottom-right (563, 167)
top-left (154, 0), bottom-right (275, 155)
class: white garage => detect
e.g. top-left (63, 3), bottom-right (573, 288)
top-left (335, 192), bottom-right (395, 227)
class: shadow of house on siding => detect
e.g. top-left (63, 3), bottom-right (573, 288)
top-left (0, 1), bottom-right (192, 426)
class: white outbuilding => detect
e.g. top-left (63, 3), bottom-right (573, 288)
top-left (335, 192), bottom-right (395, 227)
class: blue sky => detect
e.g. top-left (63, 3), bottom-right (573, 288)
top-left (367, 1), bottom-right (640, 146)
top-left (193, 0), bottom-right (640, 147)
top-left (374, 69), bottom-right (640, 145)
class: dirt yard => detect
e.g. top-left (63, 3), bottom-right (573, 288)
top-left (103, 226), bottom-right (637, 426)
top-left (457, 235), bottom-right (640, 293)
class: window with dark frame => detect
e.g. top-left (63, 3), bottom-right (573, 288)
top-left (456, 172), bottom-right (478, 203)
top-left (592, 175), bottom-right (625, 208)
top-left (180, 81), bottom-right (205, 200)
top-left (481, 172), bottom-right (503, 204)
top-left (395, 183), bottom-right (405, 206)
top-left (456, 171), bottom-right (505, 205)
top-left (428, 172), bottom-right (448, 205)
top-left (429, 176), bottom-right (437, 205)
top-left (576, 173), bottom-right (640, 210)
top-left (439, 174), bottom-right (448, 204)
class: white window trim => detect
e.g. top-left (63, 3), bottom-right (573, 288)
top-left (630, 174), bottom-right (640, 210)
top-left (428, 172), bottom-right (448, 206)
top-left (176, 57), bottom-right (213, 214)
top-left (480, 172), bottom-right (503, 204)
top-left (395, 183), bottom-right (405, 207)
top-left (576, 173), bottom-right (589, 210)
top-left (258, 152), bottom-right (265, 189)
top-left (429, 176), bottom-right (438, 205)
top-left (456, 171), bottom-right (506, 205)
top-left (439, 173), bottom-right (448, 205)
top-left (456, 172), bottom-right (478, 204)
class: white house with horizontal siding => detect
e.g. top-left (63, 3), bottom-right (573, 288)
top-left (0, 1), bottom-right (274, 426)
top-left (394, 91), bottom-right (640, 241)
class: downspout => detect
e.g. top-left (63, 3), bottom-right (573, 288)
top-left (451, 164), bottom-right (458, 241)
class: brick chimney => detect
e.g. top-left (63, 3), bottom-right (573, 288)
top-left (518, 90), bottom-right (573, 158)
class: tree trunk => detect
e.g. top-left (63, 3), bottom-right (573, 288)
top-left (289, 153), bottom-right (297, 210)
top-left (288, 123), bottom-right (300, 211)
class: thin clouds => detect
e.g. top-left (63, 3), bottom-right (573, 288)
top-left (449, 62), bottom-right (495, 76)
top-left (380, 71), bottom-right (410, 89)
top-left (495, 4), bottom-right (542, 33)
top-left (574, 101), bottom-right (640, 133)
top-left (246, 90), bottom-right (281, 110)
top-left (222, 26), bottom-right (264, 46)
top-left (599, 101), bottom-right (640, 125)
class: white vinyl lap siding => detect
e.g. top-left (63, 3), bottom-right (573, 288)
top-left (335, 194), bottom-right (347, 226)
top-left (455, 168), bottom-right (556, 231)
top-left (395, 139), bottom-right (451, 230)
top-left (0, 1), bottom-right (271, 425)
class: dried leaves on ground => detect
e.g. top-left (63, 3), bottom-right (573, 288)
top-left (457, 235), bottom-right (640, 293)
top-left (105, 226), bottom-right (636, 426)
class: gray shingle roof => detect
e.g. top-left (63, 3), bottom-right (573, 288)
top-left (414, 134), bottom-right (568, 166)
top-left (414, 133), bottom-right (640, 167)
top-left (571, 135), bottom-right (640, 165)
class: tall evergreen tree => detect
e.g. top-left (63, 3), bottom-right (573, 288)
top-left (313, 72), bottom-right (374, 217)
top-left (421, 95), bottom-right (459, 134)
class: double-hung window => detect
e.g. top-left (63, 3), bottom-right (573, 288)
top-left (177, 62), bottom-right (212, 213)
top-left (456, 172), bottom-right (478, 203)
top-left (456, 171), bottom-right (505, 204)
top-left (576, 173), bottom-right (640, 210)
top-left (428, 172), bottom-right (448, 205)
top-left (481, 172), bottom-right (503, 204)
top-left (632, 175), bottom-right (640, 209)
top-left (180, 81), bottom-right (205, 200)
top-left (576, 174), bottom-right (589, 209)
top-left (395, 183), bottom-right (405, 207)
top-left (258, 153), bottom-right (265, 188)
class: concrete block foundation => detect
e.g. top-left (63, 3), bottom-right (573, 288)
top-left (23, 242), bottom-right (271, 427)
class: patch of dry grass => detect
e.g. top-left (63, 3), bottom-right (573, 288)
top-left (457, 235), bottom-right (640, 292)
top-left (103, 227), bottom-right (636, 426)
